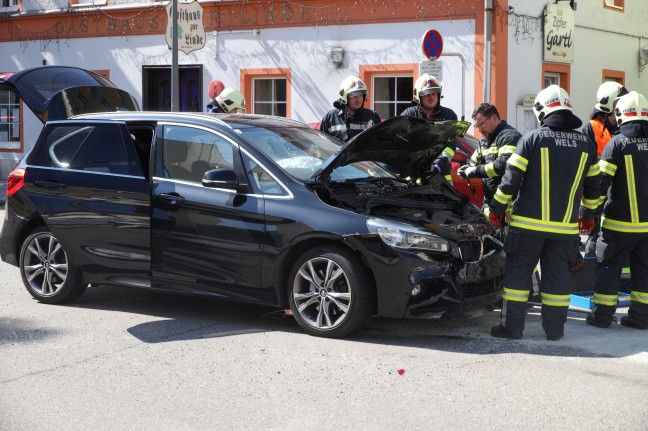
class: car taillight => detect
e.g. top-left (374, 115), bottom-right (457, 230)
top-left (6, 167), bottom-right (26, 196)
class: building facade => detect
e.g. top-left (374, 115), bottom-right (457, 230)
top-left (0, 0), bottom-right (646, 176)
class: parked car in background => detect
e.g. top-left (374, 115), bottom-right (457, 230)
top-left (309, 122), bottom-right (485, 208)
top-left (1, 66), bottom-right (503, 338)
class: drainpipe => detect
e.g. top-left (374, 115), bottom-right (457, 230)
top-left (484, 0), bottom-right (493, 103)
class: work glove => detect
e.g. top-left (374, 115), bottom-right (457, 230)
top-left (429, 163), bottom-right (442, 176)
top-left (461, 166), bottom-right (478, 179)
top-left (578, 216), bottom-right (595, 233)
top-left (569, 253), bottom-right (585, 273)
top-left (489, 212), bottom-right (504, 229)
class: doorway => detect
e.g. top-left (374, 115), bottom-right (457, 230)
top-left (142, 65), bottom-right (203, 112)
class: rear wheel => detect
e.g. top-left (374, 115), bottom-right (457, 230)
top-left (288, 246), bottom-right (374, 338)
top-left (19, 227), bottom-right (86, 304)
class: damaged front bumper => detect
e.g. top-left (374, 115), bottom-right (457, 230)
top-left (345, 232), bottom-right (505, 319)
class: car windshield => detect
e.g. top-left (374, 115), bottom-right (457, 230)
top-left (237, 125), bottom-right (394, 181)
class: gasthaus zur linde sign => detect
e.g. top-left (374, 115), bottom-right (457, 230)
top-left (166, 0), bottom-right (206, 55)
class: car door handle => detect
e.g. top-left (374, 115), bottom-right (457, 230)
top-left (158, 193), bottom-right (186, 206)
top-left (34, 180), bottom-right (67, 190)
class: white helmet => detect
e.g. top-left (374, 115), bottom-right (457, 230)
top-left (338, 76), bottom-right (367, 104)
top-left (413, 74), bottom-right (442, 103)
top-left (533, 85), bottom-right (573, 123)
top-left (215, 87), bottom-right (246, 113)
top-left (615, 91), bottom-right (648, 125)
top-left (595, 81), bottom-right (629, 113)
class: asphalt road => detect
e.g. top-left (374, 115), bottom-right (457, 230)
top-left (1, 207), bottom-right (647, 430)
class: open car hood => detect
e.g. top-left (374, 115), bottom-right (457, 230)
top-left (0, 65), bottom-right (139, 123)
top-left (313, 116), bottom-right (470, 181)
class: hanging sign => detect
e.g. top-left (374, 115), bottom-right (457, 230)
top-left (166, 0), bottom-right (206, 55)
top-left (544, 4), bottom-right (574, 63)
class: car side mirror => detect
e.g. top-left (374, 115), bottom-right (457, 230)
top-left (202, 168), bottom-right (241, 191)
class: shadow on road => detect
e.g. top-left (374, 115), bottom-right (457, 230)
top-left (27, 284), bottom-right (641, 361)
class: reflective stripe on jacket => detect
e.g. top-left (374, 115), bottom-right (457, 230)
top-left (599, 122), bottom-right (648, 235)
top-left (468, 120), bottom-right (521, 205)
top-left (491, 126), bottom-right (600, 236)
top-left (320, 107), bottom-right (381, 142)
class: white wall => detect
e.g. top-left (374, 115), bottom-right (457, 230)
top-left (3, 20), bottom-right (475, 125)
top-left (507, 0), bottom-right (648, 129)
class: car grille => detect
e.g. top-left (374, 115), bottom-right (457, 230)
top-left (458, 240), bottom-right (483, 263)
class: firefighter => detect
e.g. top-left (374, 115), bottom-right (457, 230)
top-left (207, 87), bottom-right (246, 113)
top-left (586, 91), bottom-right (648, 330)
top-left (458, 102), bottom-right (521, 209)
top-left (488, 85), bottom-right (601, 341)
top-left (401, 74), bottom-right (458, 183)
top-left (319, 76), bottom-right (381, 142)
top-left (581, 81), bottom-right (629, 257)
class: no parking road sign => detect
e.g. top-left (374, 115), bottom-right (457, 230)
top-left (421, 29), bottom-right (443, 61)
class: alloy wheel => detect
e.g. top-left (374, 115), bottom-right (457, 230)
top-left (22, 232), bottom-right (69, 297)
top-left (292, 256), bottom-right (352, 330)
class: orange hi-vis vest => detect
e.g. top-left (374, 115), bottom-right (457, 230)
top-left (590, 118), bottom-right (612, 156)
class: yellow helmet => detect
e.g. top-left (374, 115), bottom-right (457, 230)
top-left (216, 87), bottom-right (246, 113)
top-left (595, 81), bottom-right (629, 113)
top-left (413, 74), bottom-right (442, 103)
top-left (615, 91), bottom-right (648, 125)
top-left (338, 76), bottom-right (367, 104)
top-left (533, 85), bottom-right (573, 123)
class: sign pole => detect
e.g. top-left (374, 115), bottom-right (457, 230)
top-left (171, 0), bottom-right (179, 112)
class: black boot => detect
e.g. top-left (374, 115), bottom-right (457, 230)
top-left (620, 316), bottom-right (648, 330)
top-left (586, 313), bottom-right (612, 328)
top-left (490, 324), bottom-right (522, 340)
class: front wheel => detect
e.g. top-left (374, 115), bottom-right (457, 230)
top-left (287, 246), bottom-right (374, 338)
top-left (19, 227), bottom-right (87, 304)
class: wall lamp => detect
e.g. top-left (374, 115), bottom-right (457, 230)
top-left (330, 47), bottom-right (344, 68)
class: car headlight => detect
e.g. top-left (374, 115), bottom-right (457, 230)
top-left (366, 218), bottom-right (449, 252)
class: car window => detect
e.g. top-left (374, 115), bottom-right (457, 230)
top-left (29, 123), bottom-right (144, 176)
top-left (161, 125), bottom-right (234, 183)
top-left (238, 125), bottom-right (393, 181)
top-left (243, 153), bottom-right (286, 196)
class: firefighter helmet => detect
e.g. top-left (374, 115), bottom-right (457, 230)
top-left (413, 74), bottom-right (442, 103)
top-left (615, 91), bottom-right (648, 125)
top-left (533, 85), bottom-right (573, 123)
top-left (215, 87), bottom-right (246, 113)
top-left (595, 81), bottom-right (629, 113)
top-left (338, 76), bottom-right (368, 104)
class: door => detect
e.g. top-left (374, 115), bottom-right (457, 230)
top-left (150, 123), bottom-right (267, 300)
top-left (25, 121), bottom-right (151, 279)
top-left (142, 65), bottom-right (202, 112)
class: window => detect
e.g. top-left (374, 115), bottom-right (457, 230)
top-left (542, 63), bottom-right (570, 93)
top-left (243, 155), bottom-right (285, 196)
top-left (544, 73), bottom-right (560, 88)
top-left (1, 0), bottom-right (19, 11)
top-left (161, 125), bottom-right (233, 183)
top-left (241, 68), bottom-right (291, 117)
top-left (30, 124), bottom-right (143, 176)
top-left (253, 78), bottom-right (286, 116)
top-left (359, 63), bottom-right (418, 117)
top-left (602, 69), bottom-right (625, 86)
top-left (603, 0), bottom-right (623, 12)
top-left (372, 76), bottom-right (413, 119)
top-left (0, 90), bottom-right (20, 150)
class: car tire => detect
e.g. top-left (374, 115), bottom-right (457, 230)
top-left (287, 246), bottom-right (374, 338)
top-left (19, 227), bottom-right (87, 304)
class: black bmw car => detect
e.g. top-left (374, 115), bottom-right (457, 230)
top-left (0, 66), bottom-right (504, 337)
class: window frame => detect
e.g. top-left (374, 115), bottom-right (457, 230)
top-left (359, 63), bottom-right (418, 111)
top-left (252, 78), bottom-right (287, 117)
top-left (603, 0), bottom-right (624, 12)
top-left (241, 68), bottom-right (291, 117)
top-left (371, 75), bottom-right (415, 119)
top-left (0, 89), bottom-right (22, 152)
top-left (542, 63), bottom-right (570, 93)
top-left (602, 69), bottom-right (625, 86)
